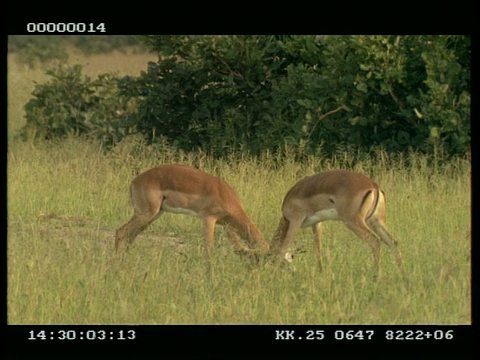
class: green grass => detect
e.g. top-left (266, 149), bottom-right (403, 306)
top-left (7, 46), bottom-right (471, 325)
top-left (7, 138), bottom-right (471, 325)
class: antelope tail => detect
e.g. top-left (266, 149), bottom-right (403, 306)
top-left (364, 188), bottom-right (381, 221)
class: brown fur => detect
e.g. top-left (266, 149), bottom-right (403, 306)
top-left (115, 165), bottom-right (269, 267)
top-left (270, 170), bottom-right (403, 279)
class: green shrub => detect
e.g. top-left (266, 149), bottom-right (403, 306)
top-left (20, 64), bottom-right (137, 148)
top-left (8, 35), bottom-right (68, 68)
top-left (8, 35), bottom-right (147, 67)
top-left (19, 36), bottom-right (470, 160)
top-left (122, 35), bottom-right (470, 158)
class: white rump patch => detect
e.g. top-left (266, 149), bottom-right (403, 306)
top-left (302, 208), bottom-right (339, 227)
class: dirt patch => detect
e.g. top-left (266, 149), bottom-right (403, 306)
top-left (34, 212), bottom-right (189, 252)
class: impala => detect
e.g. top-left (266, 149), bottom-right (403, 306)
top-left (270, 170), bottom-right (403, 279)
top-left (115, 164), bottom-right (269, 266)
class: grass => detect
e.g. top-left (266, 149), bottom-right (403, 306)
top-left (7, 138), bottom-right (471, 325)
top-left (7, 43), bottom-right (471, 325)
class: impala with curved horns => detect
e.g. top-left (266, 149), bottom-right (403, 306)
top-left (270, 169), bottom-right (404, 279)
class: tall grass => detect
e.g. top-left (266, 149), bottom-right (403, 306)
top-left (7, 46), bottom-right (471, 325)
top-left (7, 138), bottom-right (471, 324)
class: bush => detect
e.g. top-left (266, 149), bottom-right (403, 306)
top-left (8, 35), bottom-right (68, 68)
top-left (19, 36), bottom-right (470, 160)
top-left (20, 64), bottom-right (137, 148)
top-left (121, 35), bottom-right (470, 158)
top-left (8, 35), bottom-right (147, 67)
top-left (119, 36), bottom-right (285, 156)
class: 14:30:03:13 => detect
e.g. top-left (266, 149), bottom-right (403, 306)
top-left (28, 329), bottom-right (136, 341)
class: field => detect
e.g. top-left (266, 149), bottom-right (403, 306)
top-left (7, 46), bottom-right (471, 325)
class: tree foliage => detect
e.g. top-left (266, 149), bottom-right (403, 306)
top-left (20, 35), bottom-right (470, 159)
top-left (20, 65), bottom-right (136, 147)
top-left (9, 35), bottom-right (146, 68)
